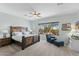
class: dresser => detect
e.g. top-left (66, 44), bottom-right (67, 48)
top-left (0, 37), bottom-right (11, 47)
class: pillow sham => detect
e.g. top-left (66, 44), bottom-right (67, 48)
top-left (22, 32), bottom-right (30, 35)
top-left (12, 32), bottom-right (22, 36)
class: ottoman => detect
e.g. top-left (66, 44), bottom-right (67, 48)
top-left (54, 40), bottom-right (64, 47)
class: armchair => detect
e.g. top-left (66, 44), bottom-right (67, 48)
top-left (46, 34), bottom-right (56, 43)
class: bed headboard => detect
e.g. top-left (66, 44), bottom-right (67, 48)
top-left (10, 26), bottom-right (28, 32)
top-left (10, 26), bottom-right (28, 37)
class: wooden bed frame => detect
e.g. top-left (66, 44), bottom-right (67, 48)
top-left (10, 26), bottom-right (40, 50)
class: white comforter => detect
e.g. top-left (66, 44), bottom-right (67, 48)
top-left (12, 34), bottom-right (38, 42)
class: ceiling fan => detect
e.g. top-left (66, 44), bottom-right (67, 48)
top-left (24, 8), bottom-right (41, 18)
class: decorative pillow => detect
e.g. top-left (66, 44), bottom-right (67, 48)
top-left (12, 32), bottom-right (22, 36)
top-left (51, 37), bottom-right (56, 41)
top-left (12, 32), bottom-right (15, 36)
top-left (23, 32), bottom-right (30, 35)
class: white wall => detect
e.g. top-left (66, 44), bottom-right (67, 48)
top-left (32, 12), bottom-right (79, 38)
top-left (31, 12), bottom-right (79, 52)
top-left (0, 12), bottom-right (31, 31)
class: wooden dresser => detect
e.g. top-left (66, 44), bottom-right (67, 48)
top-left (0, 37), bottom-right (11, 47)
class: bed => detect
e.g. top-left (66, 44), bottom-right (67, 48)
top-left (10, 26), bottom-right (40, 50)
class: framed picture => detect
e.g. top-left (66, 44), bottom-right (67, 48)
top-left (62, 23), bottom-right (71, 31)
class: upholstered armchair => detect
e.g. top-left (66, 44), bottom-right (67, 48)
top-left (46, 34), bottom-right (56, 43)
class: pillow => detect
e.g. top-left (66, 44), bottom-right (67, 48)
top-left (51, 37), bottom-right (56, 41)
top-left (12, 32), bottom-right (22, 36)
top-left (23, 32), bottom-right (30, 35)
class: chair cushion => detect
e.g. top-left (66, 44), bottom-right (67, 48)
top-left (55, 40), bottom-right (64, 43)
top-left (51, 37), bottom-right (56, 41)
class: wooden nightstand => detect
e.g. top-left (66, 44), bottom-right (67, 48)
top-left (0, 37), bottom-right (11, 47)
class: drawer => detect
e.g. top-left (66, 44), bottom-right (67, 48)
top-left (0, 38), bottom-right (11, 47)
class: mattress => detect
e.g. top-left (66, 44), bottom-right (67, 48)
top-left (12, 34), bottom-right (38, 42)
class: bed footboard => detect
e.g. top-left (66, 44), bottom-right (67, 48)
top-left (22, 35), bottom-right (40, 50)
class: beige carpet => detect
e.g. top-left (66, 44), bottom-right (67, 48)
top-left (0, 40), bottom-right (79, 56)
top-left (13, 40), bottom-right (79, 56)
top-left (0, 44), bottom-right (21, 56)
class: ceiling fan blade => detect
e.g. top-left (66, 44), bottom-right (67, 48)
top-left (37, 15), bottom-right (41, 17)
top-left (31, 8), bottom-right (35, 11)
top-left (24, 14), bottom-right (33, 17)
top-left (32, 11), bottom-right (37, 15)
top-left (36, 13), bottom-right (41, 16)
top-left (37, 13), bottom-right (40, 15)
top-left (28, 7), bottom-right (34, 11)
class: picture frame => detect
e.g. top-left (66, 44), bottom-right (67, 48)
top-left (62, 23), bottom-right (71, 31)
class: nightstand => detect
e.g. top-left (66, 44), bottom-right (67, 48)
top-left (0, 37), bottom-right (11, 47)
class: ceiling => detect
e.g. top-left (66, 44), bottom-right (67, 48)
top-left (0, 3), bottom-right (79, 20)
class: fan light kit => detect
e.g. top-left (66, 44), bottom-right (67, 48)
top-left (24, 8), bottom-right (41, 18)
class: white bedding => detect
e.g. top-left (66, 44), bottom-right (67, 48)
top-left (12, 35), bottom-right (22, 42)
top-left (12, 33), bottom-right (38, 42)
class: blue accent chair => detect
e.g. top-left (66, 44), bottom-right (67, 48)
top-left (46, 34), bottom-right (56, 43)
top-left (46, 34), bottom-right (64, 47)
